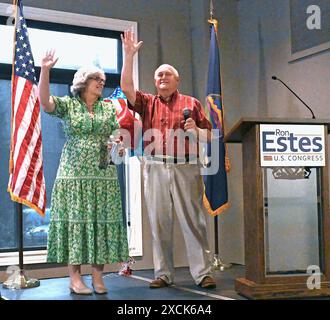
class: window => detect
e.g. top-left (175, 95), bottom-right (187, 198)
top-left (0, 15), bottom-right (122, 86)
top-left (0, 3), bottom-right (142, 263)
top-left (0, 25), bottom-right (118, 73)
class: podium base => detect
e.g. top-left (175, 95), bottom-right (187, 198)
top-left (2, 270), bottom-right (40, 290)
top-left (235, 277), bottom-right (330, 299)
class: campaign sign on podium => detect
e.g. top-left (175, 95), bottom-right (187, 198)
top-left (260, 124), bottom-right (325, 167)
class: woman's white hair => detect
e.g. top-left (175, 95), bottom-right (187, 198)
top-left (70, 66), bottom-right (105, 96)
top-left (154, 64), bottom-right (180, 80)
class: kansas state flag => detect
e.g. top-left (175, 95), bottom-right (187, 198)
top-left (203, 20), bottom-right (230, 216)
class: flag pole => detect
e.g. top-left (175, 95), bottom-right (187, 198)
top-left (208, 0), bottom-right (231, 272)
top-left (3, 0), bottom-right (40, 290)
top-left (3, 204), bottom-right (40, 289)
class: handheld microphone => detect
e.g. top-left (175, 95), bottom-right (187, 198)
top-left (271, 75), bottom-right (315, 119)
top-left (183, 108), bottom-right (190, 122)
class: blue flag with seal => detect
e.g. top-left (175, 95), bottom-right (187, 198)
top-left (203, 19), bottom-right (230, 216)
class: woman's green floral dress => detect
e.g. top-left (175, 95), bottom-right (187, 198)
top-left (46, 96), bottom-right (129, 265)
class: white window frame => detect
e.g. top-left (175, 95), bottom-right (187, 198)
top-left (0, 2), bottom-right (143, 266)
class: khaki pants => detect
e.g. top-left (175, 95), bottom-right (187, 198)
top-left (143, 160), bottom-right (213, 285)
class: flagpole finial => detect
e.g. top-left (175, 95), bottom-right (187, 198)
top-left (209, 0), bottom-right (214, 20)
top-left (208, 0), bottom-right (218, 29)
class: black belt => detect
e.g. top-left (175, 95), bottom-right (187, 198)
top-left (149, 156), bottom-right (198, 164)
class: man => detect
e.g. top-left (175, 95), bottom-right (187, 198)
top-left (121, 30), bottom-right (216, 289)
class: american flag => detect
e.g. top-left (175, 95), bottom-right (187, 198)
top-left (263, 155), bottom-right (273, 161)
top-left (8, 0), bottom-right (46, 216)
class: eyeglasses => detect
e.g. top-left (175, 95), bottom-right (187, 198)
top-left (89, 76), bottom-right (106, 85)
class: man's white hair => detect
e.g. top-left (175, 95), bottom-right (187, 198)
top-left (70, 65), bottom-right (105, 96)
top-left (154, 64), bottom-right (180, 79)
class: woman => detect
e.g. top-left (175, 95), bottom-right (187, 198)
top-left (38, 50), bottom-right (129, 295)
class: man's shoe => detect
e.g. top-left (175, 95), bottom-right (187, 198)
top-left (149, 278), bottom-right (168, 289)
top-left (199, 276), bottom-right (216, 289)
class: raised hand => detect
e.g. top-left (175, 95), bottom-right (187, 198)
top-left (121, 30), bottom-right (143, 57)
top-left (41, 49), bottom-right (59, 70)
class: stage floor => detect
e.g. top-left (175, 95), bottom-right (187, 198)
top-left (0, 264), bottom-right (246, 300)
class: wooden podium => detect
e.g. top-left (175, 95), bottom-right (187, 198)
top-left (225, 117), bottom-right (330, 299)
